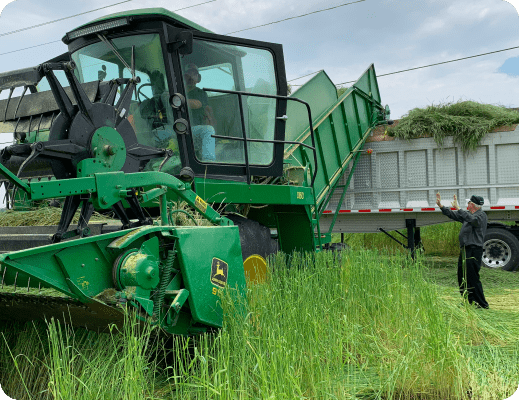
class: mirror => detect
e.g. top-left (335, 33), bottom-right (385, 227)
top-left (167, 31), bottom-right (193, 55)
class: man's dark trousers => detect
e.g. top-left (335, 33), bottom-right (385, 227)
top-left (458, 245), bottom-right (489, 308)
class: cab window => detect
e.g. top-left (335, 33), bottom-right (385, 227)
top-left (180, 40), bottom-right (277, 166)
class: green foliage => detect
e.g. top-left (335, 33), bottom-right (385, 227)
top-left (0, 250), bottom-right (518, 399)
top-left (386, 101), bottom-right (519, 152)
top-left (0, 312), bottom-right (159, 400)
top-left (337, 86), bottom-right (349, 98)
top-left (340, 222), bottom-right (461, 256)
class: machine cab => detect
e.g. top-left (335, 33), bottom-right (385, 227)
top-left (65, 9), bottom-right (288, 182)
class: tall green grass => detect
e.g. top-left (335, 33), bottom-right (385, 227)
top-left (0, 250), bottom-right (517, 399)
top-left (340, 222), bottom-right (461, 256)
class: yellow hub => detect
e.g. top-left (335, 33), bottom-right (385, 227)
top-left (243, 254), bottom-right (267, 284)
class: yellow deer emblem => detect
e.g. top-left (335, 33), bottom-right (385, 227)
top-left (215, 261), bottom-right (225, 277)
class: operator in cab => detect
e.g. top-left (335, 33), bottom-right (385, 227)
top-left (183, 64), bottom-right (216, 162)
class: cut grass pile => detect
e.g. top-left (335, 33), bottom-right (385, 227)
top-left (0, 250), bottom-right (517, 399)
top-left (0, 207), bottom-right (114, 227)
top-left (0, 201), bottom-right (211, 227)
top-left (386, 101), bottom-right (519, 152)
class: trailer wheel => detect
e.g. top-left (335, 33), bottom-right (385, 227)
top-left (226, 214), bottom-right (278, 283)
top-left (482, 228), bottom-right (519, 271)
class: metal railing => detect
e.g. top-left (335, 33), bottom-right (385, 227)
top-left (202, 87), bottom-right (318, 186)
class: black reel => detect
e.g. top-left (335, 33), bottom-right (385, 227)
top-left (2, 62), bottom-right (169, 242)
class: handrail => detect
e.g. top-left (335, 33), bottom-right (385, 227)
top-left (202, 87), bottom-right (318, 187)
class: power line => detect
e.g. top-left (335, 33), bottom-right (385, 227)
top-left (287, 69), bottom-right (322, 82)
top-left (0, 0), bottom-right (218, 57)
top-left (0, 0), bottom-right (135, 38)
top-left (335, 45), bottom-right (519, 86)
top-left (226, 0), bottom-right (366, 35)
top-left (0, 40), bottom-right (62, 57)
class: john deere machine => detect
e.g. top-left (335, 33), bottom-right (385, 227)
top-left (0, 8), bottom-right (389, 335)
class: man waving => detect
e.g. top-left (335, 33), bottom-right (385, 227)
top-left (436, 193), bottom-right (489, 309)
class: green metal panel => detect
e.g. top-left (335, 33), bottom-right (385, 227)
top-left (284, 65), bottom-right (384, 212)
top-left (193, 179), bottom-right (314, 205)
top-left (275, 205), bottom-right (315, 253)
top-left (0, 230), bottom-right (131, 297)
top-left (174, 226), bottom-right (245, 328)
top-left (353, 64), bottom-right (381, 104)
top-left (285, 71), bottom-right (338, 145)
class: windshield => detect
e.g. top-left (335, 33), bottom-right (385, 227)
top-left (71, 33), bottom-right (181, 175)
top-left (180, 40), bottom-right (277, 166)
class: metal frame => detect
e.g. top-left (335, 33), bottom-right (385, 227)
top-left (202, 87), bottom-right (318, 186)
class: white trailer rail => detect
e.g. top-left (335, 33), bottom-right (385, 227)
top-left (320, 125), bottom-right (519, 270)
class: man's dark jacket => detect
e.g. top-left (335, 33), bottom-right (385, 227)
top-left (440, 207), bottom-right (487, 247)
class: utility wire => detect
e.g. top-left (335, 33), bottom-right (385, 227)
top-left (226, 0), bottom-right (366, 35)
top-left (0, 0), bottom-right (217, 38)
top-left (0, 40), bottom-right (62, 57)
top-left (0, 0), bottom-right (217, 57)
top-left (335, 45), bottom-right (519, 86)
top-left (0, 0), bottom-right (135, 38)
top-left (287, 69), bottom-right (322, 82)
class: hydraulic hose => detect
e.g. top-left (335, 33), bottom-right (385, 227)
top-left (167, 201), bottom-right (199, 226)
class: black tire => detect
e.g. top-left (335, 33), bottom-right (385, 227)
top-left (226, 213), bottom-right (278, 259)
top-left (226, 213), bottom-right (278, 283)
top-left (482, 228), bottom-right (519, 271)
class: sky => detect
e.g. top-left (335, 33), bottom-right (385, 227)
top-left (0, 0), bottom-right (518, 121)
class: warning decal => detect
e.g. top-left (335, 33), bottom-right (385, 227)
top-left (195, 196), bottom-right (208, 213)
top-left (211, 258), bottom-right (228, 288)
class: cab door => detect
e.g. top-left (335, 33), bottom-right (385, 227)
top-left (167, 29), bottom-right (288, 181)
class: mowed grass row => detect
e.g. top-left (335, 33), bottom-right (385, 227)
top-left (1, 241), bottom-right (518, 400)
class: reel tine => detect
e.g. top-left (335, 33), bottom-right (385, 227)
top-left (3, 87), bottom-right (14, 121)
top-left (36, 113), bottom-right (43, 137)
top-left (1, 266), bottom-right (6, 288)
top-left (14, 86), bottom-right (28, 119)
top-left (27, 277), bottom-right (30, 292)
top-left (14, 271), bottom-right (18, 292)
top-left (38, 282), bottom-right (41, 294)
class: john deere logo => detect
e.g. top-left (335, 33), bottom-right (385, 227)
top-left (211, 258), bottom-right (228, 288)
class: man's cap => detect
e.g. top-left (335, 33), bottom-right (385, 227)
top-left (185, 63), bottom-right (200, 74)
top-left (470, 195), bottom-right (484, 206)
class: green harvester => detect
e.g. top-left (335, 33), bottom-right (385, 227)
top-left (0, 8), bottom-right (390, 335)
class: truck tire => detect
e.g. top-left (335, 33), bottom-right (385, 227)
top-left (482, 228), bottom-right (519, 271)
top-left (226, 214), bottom-right (279, 283)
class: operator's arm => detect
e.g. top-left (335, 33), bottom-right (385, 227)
top-left (455, 209), bottom-right (482, 227)
top-left (440, 206), bottom-right (464, 222)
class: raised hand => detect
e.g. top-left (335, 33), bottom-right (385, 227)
top-left (452, 194), bottom-right (460, 210)
top-left (436, 192), bottom-right (442, 208)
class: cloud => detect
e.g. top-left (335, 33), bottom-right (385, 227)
top-left (0, 0), bottom-right (15, 17)
top-left (0, 0), bottom-right (518, 120)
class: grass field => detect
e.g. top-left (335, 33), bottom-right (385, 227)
top-left (0, 225), bottom-right (518, 400)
